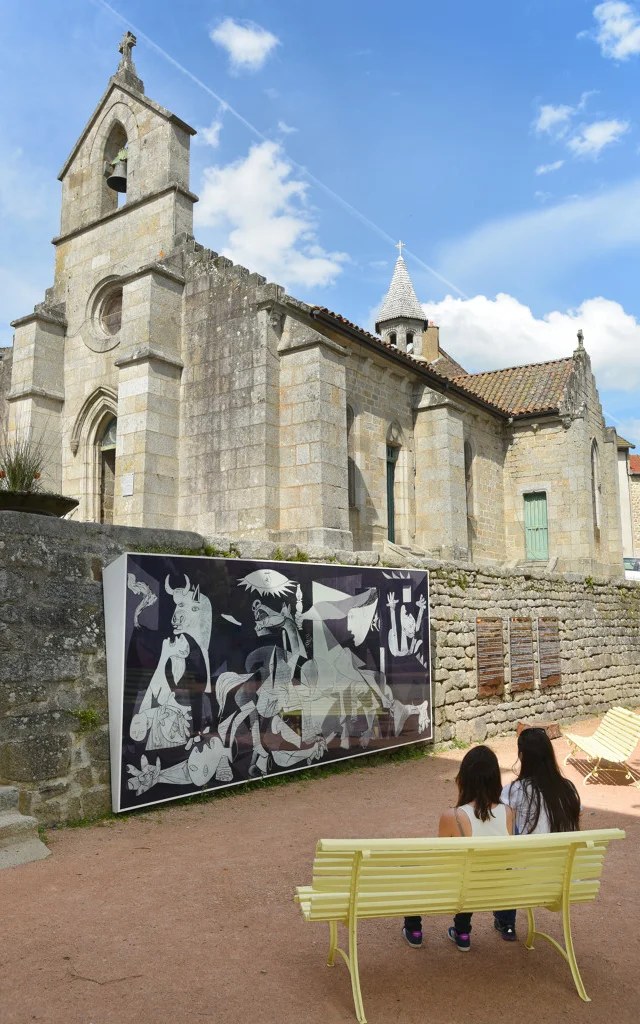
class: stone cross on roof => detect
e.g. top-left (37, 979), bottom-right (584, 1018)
top-left (118, 31), bottom-right (137, 67)
top-left (396, 240), bottom-right (405, 257)
top-left (115, 30), bottom-right (144, 93)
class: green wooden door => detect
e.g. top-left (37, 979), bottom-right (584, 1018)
top-left (524, 491), bottom-right (548, 560)
top-left (386, 446), bottom-right (398, 543)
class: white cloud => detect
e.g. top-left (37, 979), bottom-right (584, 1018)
top-left (437, 175), bottom-right (640, 297)
top-left (535, 160), bottom-right (565, 175)
top-left (531, 93), bottom-right (629, 167)
top-left (210, 18), bottom-right (279, 72)
top-left (534, 104), bottom-right (575, 137)
top-left (421, 292), bottom-right (640, 393)
top-left (194, 140), bottom-right (348, 289)
top-left (590, 1), bottom-right (640, 59)
top-left (567, 118), bottom-right (630, 157)
top-left (197, 119), bottom-right (223, 148)
top-left (277, 120), bottom-right (297, 134)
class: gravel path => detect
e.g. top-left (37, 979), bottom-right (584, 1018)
top-left (1, 717), bottom-right (638, 1024)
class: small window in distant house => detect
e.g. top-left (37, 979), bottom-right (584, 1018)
top-left (389, 332), bottom-right (397, 346)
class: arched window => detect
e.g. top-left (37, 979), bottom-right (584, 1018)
top-left (388, 332), bottom-right (397, 346)
top-left (386, 444), bottom-right (399, 542)
top-left (591, 439), bottom-right (601, 537)
top-left (99, 417), bottom-right (117, 524)
top-left (406, 332), bottom-right (414, 352)
top-left (464, 441), bottom-right (474, 517)
top-left (346, 405), bottom-right (356, 508)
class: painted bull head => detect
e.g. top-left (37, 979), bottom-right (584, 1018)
top-left (165, 574), bottom-right (202, 635)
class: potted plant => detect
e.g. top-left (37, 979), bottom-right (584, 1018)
top-left (0, 430), bottom-right (79, 518)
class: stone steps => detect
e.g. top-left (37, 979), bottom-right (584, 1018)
top-left (0, 787), bottom-right (51, 870)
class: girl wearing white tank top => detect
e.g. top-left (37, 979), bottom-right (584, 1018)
top-left (402, 746), bottom-right (516, 952)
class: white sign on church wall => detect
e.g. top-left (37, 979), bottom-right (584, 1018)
top-left (103, 554), bottom-right (432, 812)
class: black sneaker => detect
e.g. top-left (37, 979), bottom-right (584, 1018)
top-left (402, 927), bottom-right (423, 948)
top-left (494, 920), bottom-right (517, 942)
top-left (447, 926), bottom-right (470, 951)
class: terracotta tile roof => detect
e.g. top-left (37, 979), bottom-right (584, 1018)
top-left (430, 347), bottom-right (468, 378)
top-left (630, 455), bottom-right (640, 474)
top-left (450, 358), bottom-right (573, 416)
top-left (311, 306), bottom-right (573, 419)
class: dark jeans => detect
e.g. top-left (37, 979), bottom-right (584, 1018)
top-left (404, 909), bottom-right (517, 934)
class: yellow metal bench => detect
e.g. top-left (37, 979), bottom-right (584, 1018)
top-left (564, 706), bottom-right (640, 786)
top-left (295, 829), bottom-right (625, 1023)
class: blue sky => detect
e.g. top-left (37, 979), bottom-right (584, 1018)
top-left (1, 0), bottom-right (639, 442)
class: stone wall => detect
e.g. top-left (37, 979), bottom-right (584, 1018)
top-left (0, 512), bottom-right (638, 826)
top-left (345, 353), bottom-right (416, 550)
top-left (630, 472), bottom-right (640, 556)
top-left (0, 348), bottom-right (13, 434)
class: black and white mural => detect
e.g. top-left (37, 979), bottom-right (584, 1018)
top-left (103, 554), bottom-right (431, 812)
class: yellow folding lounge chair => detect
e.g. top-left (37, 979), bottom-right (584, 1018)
top-left (564, 707), bottom-right (640, 786)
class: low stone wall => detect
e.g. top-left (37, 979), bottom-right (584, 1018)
top-left (0, 512), bottom-right (638, 824)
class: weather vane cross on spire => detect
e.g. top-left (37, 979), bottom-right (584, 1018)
top-left (118, 30), bottom-right (137, 66)
top-left (396, 240), bottom-right (405, 258)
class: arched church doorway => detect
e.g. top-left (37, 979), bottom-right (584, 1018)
top-left (99, 417), bottom-right (117, 524)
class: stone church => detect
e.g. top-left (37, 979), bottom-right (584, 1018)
top-left (0, 34), bottom-right (626, 577)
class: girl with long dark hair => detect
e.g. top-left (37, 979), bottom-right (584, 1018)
top-left (403, 745), bottom-right (516, 952)
top-left (502, 727), bottom-right (581, 835)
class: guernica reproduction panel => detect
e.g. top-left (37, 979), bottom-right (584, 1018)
top-left (103, 554), bottom-right (432, 812)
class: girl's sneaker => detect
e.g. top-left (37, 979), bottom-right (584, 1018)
top-left (402, 927), bottom-right (423, 948)
top-left (494, 920), bottom-right (517, 942)
top-left (447, 926), bottom-right (470, 951)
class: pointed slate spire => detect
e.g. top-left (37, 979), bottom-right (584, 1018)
top-left (376, 250), bottom-right (427, 332)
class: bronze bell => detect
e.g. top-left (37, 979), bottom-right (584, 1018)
top-left (106, 158), bottom-right (127, 193)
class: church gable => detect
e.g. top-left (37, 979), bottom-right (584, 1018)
top-left (57, 33), bottom-right (196, 239)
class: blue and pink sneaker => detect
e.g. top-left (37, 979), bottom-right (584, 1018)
top-left (447, 926), bottom-right (471, 951)
top-left (402, 927), bottom-right (423, 948)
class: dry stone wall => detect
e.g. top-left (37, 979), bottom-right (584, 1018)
top-left (428, 565), bottom-right (640, 744)
top-left (0, 512), bottom-right (638, 825)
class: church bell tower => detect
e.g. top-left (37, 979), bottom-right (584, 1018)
top-left (8, 32), bottom-right (197, 527)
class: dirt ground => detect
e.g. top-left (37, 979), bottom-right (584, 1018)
top-left (1, 717), bottom-right (639, 1024)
